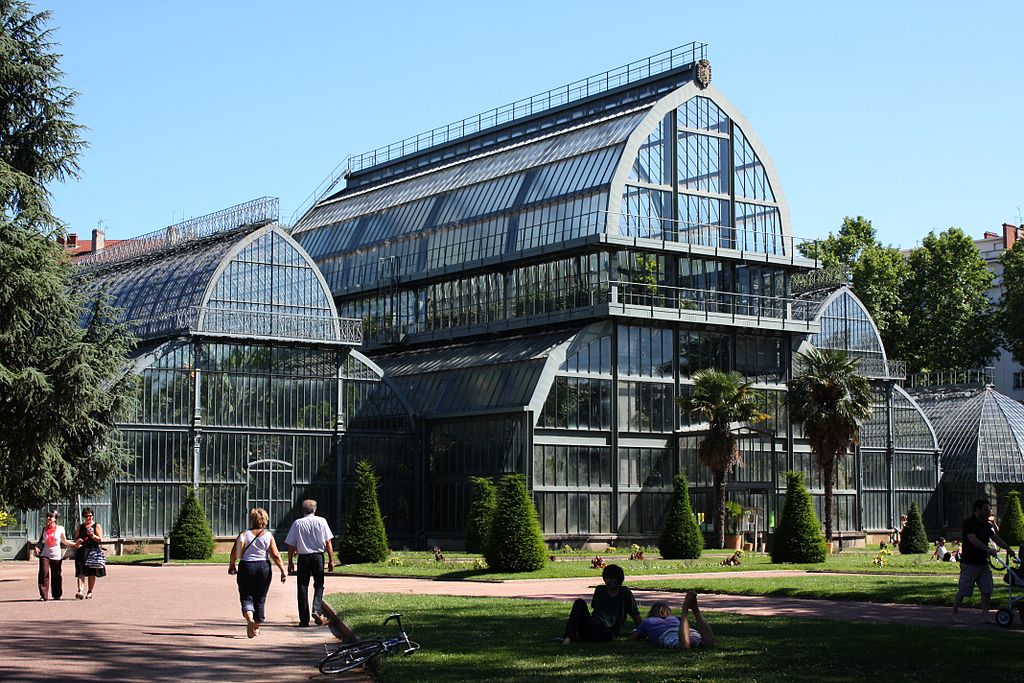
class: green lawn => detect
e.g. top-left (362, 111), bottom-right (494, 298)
top-left (631, 574), bottom-right (972, 607)
top-left (106, 548), bottom-right (962, 581)
top-left (322, 592), bottom-right (1019, 683)
top-left (326, 548), bottom-right (960, 580)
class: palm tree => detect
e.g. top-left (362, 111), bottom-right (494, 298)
top-left (677, 369), bottom-right (768, 549)
top-left (786, 347), bottom-right (873, 542)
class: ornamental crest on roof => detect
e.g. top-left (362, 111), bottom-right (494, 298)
top-left (695, 59), bottom-right (712, 89)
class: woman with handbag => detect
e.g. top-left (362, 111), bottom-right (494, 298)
top-left (228, 507), bottom-right (287, 638)
top-left (34, 511), bottom-right (74, 600)
top-left (73, 507), bottom-right (106, 599)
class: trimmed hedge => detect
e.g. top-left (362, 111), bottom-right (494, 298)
top-left (465, 476), bottom-right (497, 554)
top-left (337, 460), bottom-right (390, 564)
top-left (169, 488), bottom-right (214, 560)
top-left (658, 473), bottom-right (703, 559)
top-left (771, 471), bottom-right (826, 564)
top-left (1001, 491), bottom-right (1024, 548)
top-left (485, 474), bottom-right (547, 572)
top-left (898, 501), bottom-right (929, 554)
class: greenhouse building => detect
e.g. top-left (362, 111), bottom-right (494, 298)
top-left (290, 45), bottom-right (942, 547)
top-left (1, 45), bottom-right (951, 556)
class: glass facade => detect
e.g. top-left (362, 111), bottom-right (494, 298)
top-left (23, 225), bottom-right (418, 546)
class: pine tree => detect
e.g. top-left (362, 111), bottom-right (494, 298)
top-left (898, 501), bottom-right (929, 554)
top-left (1000, 491), bottom-right (1024, 548)
top-left (658, 473), bottom-right (703, 559)
top-left (465, 476), bottom-right (497, 553)
top-left (0, 1), bottom-right (134, 510)
top-left (771, 471), bottom-right (827, 564)
top-left (336, 460), bottom-right (389, 564)
top-left (485, 474), bottom-right (547, 572)
top-left (168, 488), bottom-right (214, 560)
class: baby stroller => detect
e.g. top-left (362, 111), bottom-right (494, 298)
top-left (991, 547), bottom-right (1024, 628)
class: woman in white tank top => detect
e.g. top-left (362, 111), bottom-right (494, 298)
top-left (228, 507), bottom-right (287, 638)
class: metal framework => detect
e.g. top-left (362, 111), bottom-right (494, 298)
top-left (77, 197), bottom-right (280, 272)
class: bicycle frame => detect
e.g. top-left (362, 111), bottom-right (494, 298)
top-left (318, 612), bottom-right (419, 675)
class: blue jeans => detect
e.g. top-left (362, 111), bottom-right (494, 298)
top-left (296, 552), bottom-right (325, 625)
top-left (237, 560), bottom-right (272, 623)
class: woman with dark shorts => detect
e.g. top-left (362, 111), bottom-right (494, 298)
top-left (73, 507), bottom-right (105, 599)
top-left (228, 507), bottom-right (287, 638)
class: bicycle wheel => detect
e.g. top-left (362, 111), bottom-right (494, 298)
top-left (318, 639), bottom-right (385, 675)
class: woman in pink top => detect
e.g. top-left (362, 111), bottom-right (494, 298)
top-left (34, 511), bottom-right (73, 601)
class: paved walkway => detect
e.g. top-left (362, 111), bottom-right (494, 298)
top-left (0, 562), bottom-right (1006, 682)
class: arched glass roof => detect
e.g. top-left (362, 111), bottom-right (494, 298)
top-left (807, 288), bottom-right (887, 366)
top-left (614, 94), bottom-right (788, 255)
top-left (914, 387), bottom-right (1024, 483)
top-left (293, 61), bottom-right (802, 299)
top-left (81, 225), bottom-right (357, 345)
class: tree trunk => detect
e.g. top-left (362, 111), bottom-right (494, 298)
top-left (822, 461), bottom-right (834, 542)
top-left (714, 470), bottom-right (726, 549)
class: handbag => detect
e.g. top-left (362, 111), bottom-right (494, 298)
top-left (85, 546), bottom-right (107, 569)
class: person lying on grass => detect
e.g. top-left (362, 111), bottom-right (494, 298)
top-left (628, 593), bottom-right (716, 650)
top-left (562, 564), bottom-right (642, 645)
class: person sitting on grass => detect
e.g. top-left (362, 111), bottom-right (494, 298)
top-left (931, 538), bottom-right (950, 562)
top-left (628, 593), bottom-right (717, 650)
top-left (562, 564), bottom-right (641, 645)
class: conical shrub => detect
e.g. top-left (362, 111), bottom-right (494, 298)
top-left (169, 488), bottom-right (214, 560)
top-left (658, 473), bottom-right (703, 559)
top-left (465, 476), bottom-right (497, 553)
top-left (484, 474), bottom-right (547, 572)
top-left (771, 471), bottom-right (826, 564)
top-left (336, 460), bottom-right (390, 564)
top-left (898, 501), bottom-right (929, 554)
top-left (1001, 491), bottom-right (1024, 547)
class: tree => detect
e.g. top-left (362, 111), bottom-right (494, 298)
top-left (786, 348), bottom-right (872, 541)
top-left (898, 501), bottom-right (929, 554)
top-left (850, 244), bottom-right (910, 355)
top-left (798, 216), bottom-right (878, 268)
top-left (484, 474), bottom-right (547, 572)
top-left (168, 488), bottom-right (214, 560)
top-left (336, 460), bottom-right (389, 564)
top-left (677, 369), bottom-right (767, 549)
top-left (901, 228), bottom-right (998, 373)
top-left (771, 471), bottom-right (827, 564)
top-left (658, 473), bottom-right (703, 559)
top-left (1000, 491), bottom-right (1024, 548)
top-left (464, 476), bottom-right (497, 554)
top-left (999, 242), bottom-right (1024, 367)
top-left (0, 1), bottom-right (134, 511)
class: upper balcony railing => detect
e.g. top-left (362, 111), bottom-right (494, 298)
top-left (346, 44), bottom-right (708, 177)
top-left (128, 306), bottom-right (362, 346)
top-left (609, 280), bottom-right (821, 325)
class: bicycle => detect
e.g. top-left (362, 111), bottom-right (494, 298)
top-left (318, 613), bottom-right (420, 675)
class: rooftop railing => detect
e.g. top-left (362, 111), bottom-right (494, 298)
top-left (906, 367), bottom-right (995, 388)
top-left (855, 358), bottom-right (907, 380)
top-left (76, 197), bottom-right (280, 273)
top-left (345, 43), bottom-right (707, 177)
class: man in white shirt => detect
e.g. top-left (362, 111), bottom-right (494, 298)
top-left (284, 499), bottom-right (335, 627)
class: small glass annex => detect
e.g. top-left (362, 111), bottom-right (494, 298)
top-left (293, 46), bottom-right (943, 545)
top-left (10, 199), bottom-right (416, 546)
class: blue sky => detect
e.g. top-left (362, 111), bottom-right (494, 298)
top-left (42, 1), bottom-right (1023, 249)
